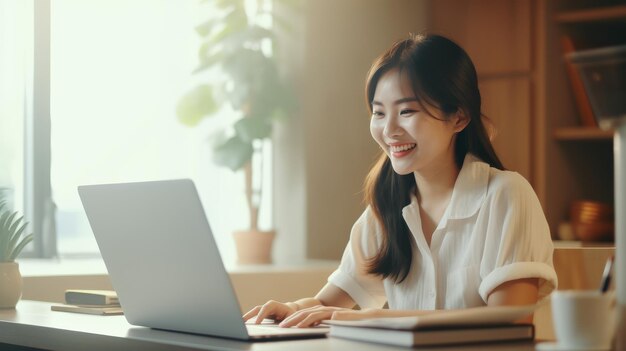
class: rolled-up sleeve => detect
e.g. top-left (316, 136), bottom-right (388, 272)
top-left (478, 172), bottom-right (558, 302)
top-left (328, 207), bottom-right (387, 309)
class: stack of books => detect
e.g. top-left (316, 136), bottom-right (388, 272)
top-left (562, 35), bottom-right (598, 128)
top-left (324, 305), bottom-right (537, 347)
top-left (51, 290), bottom-right (123, 316)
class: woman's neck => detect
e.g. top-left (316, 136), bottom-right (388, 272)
top-left (413, 153), bottom-right (460, 205)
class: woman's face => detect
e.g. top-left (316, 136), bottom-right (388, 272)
top-left (369, 68), bottom-right (461, 176)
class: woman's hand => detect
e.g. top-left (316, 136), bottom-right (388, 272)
top-left (242, 300), bottom-right (299, 324)
top-left (278, 305), bottom-right (357, 328)
top-left (280, 307), bottom-right (438, 327)
top-left (242, 284), bottom-right (359, 327)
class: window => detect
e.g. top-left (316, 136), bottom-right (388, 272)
top-left (0, 0), bottom-right (30, 253)
top-left (3, 0), bottom-right (273, 263)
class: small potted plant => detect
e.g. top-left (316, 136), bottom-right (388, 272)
top-left (177, 0), bottom-right (296, 264)
top-left (0, 196), bottom-right (33, 308)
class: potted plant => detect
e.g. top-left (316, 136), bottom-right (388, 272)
top-left (0, 195), bottom-right (33, 308)
top-left (177, 0), bottom-right (296, 264)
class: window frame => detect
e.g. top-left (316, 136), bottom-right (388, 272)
top-left (22, 0), bottom-right (56, 258)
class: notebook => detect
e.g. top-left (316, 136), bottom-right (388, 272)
top-left (78, 179), bottom-right (328, 341)
top-left (329, 324), bottom-right (534, 347)
top-left (64, 289), bottom-right (119, 306)
top-left (51, 304), bottom-right (124, 316)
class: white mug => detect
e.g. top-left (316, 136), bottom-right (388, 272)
top-left (551, 290), bottom-right (615, 350)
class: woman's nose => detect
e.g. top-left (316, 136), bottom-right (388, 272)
top-left (383, 117), bottom-right (403, 137)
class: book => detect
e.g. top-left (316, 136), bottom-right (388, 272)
top-left (329, 323), bottom-right (534, 347)
top-left (325, 304), bottom-right (538, 347)
top-left (64, 289), bottom-right (119, 306)
top-left (51, 304), bottom-right (124, 316)
top-left (561, 35), bottom-right (598, 127)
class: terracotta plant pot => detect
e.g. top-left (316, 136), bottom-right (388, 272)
top-left (232, 230), bottom-right (275, 264)
top-left (0, 262), bottom-right (22, 309)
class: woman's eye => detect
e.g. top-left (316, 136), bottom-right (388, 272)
top-left (400, 109), bottom-right (417, 116)
top-left (372, 111), bottom-right (385, 118)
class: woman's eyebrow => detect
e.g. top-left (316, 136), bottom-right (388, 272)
top-left (371, 97), bottom-right (419, 106)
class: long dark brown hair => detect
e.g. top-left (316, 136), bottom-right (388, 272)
top-left (364, 34), bottom-right (504, 283)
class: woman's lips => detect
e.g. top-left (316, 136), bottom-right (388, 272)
top-left (389, 143), bottom-right (416, 157)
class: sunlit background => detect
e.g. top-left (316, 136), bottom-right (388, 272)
top-left (3, 0), bottom-right (618, 266)
top-left (0, 0), bottom-right (28, 234)
top-left (2, 0), bottom-right (273, 262)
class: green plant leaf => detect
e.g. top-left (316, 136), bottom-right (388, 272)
top-left (229, 25), bottom-right (275, 46)
top-left (210, 25), bottom-right (275, 54)
top-left (221, 49), bottom-right (273, 106)
top-left (215, 0), bottom-right (245, 11)
top-left (0, 212), bottom-right (10, 259)
top-left (3, 212), bottom-right (18, 248)
top-left (0, 195), bottom-right (32, 261)
top-left (0, 212), bottom-right (16, 258)
top-left (6, 215), bottom-right (25, 259)
top-left (274, 0), bottom-right (303, 10)
top-left (271, 13), bottom-right (294, 33)
top-left (8, 233), bottom-right (33, 262)
top-left (213, 136), bottom-right (253, 171)
top-left (195, 18), bottom-right (220, 37)
top-left (0, 211), bottom-right (10, 234)
top-left (7, 215), bottom-right (23, 238)
top-left (176, 85), bottom-right (219, 126)
top-left (196, 45), bottom-right (226, 73)
top-left (234, 117), bottom-right (272, 142)
top-left (226, 82), bottom-right (251, 111)
top-left (207, 8), bottom-right (248, 47)
top-left (7, 221), bottom-right (27, 258)
top-left (177, 0), bottom-right (299, 174)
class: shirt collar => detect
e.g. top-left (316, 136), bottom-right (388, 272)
top-left (403, 153), bottom-right (490, 222)
top-left (446, 153), bottom-right (490, 220)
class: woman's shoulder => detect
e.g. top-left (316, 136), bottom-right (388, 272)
top-left (484, 166), bottom-right (537, 204)
top-left (487, 167), bottom-right (532, 190)
top-left (463, 154), bottom-right (534, 199)
top-left (354, 206), bottom-right (382, 231)
top-left (351, 206), bottom-right (384, 243)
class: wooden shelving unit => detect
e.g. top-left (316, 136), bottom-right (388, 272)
top-left (430, 0), bottom-right (621, 241)
top-left (555, 4), bottom-right (626, 23)
top-left (538, 1), bottom-right (625, 238)
top-left (554, 127), bottom-right (614, 141)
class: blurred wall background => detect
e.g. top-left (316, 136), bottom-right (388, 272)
top-left (274, 0), bottom-right (429, 261)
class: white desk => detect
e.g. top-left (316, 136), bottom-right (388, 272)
top-left (0, 301), bottom-right (539, 351)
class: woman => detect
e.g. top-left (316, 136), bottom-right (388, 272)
top-left (243, 33), bottom-right (557, 328)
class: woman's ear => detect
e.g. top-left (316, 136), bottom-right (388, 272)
top-left (452, 109), bottom-right (470, 133)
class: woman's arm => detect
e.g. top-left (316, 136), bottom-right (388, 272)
top-left (486, 278), bottom-right (539, 323)
top-left (334, 278), bottom-right (539, 322)
top-left (314, 283), bottom-right (357, 308)
top-left (281, 278), bottom-right (540, 327)
top-left (279, 283), bottom-right (438, 327)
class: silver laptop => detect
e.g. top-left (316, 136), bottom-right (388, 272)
top-left (78, 179), bottom-right (328, 340)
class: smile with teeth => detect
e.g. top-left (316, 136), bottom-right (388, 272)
top-left (389, 143), bottom-right (416, 153)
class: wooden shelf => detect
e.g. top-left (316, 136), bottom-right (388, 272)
top-left (555, 4), bottom-right (626, 23)
top-left (554, 127), bottom-right (614, 140)
top-left (553, 240), bottom-right (614, 249)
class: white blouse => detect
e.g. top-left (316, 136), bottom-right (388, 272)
top-left (328, 154), bottom-right (558, 310)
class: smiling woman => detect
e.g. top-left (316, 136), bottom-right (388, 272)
top-left (244, 33), bottom-right (557, 328)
